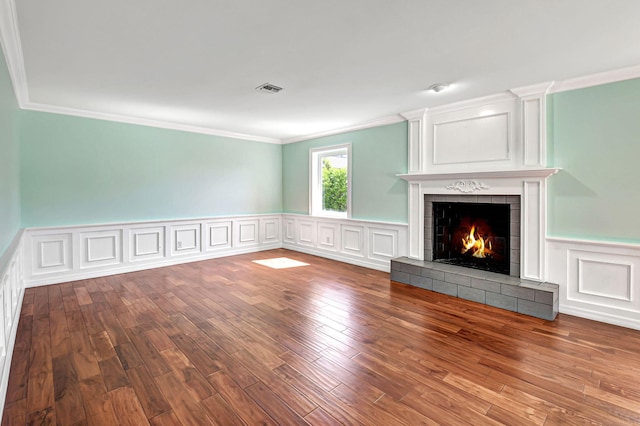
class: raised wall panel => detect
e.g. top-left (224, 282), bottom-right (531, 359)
top-left (568, 249), bottom-right (639, 311)
top-left (9, 260), bottom-right (19, 315)
top-left (206, 221), bottom-right (232, 251)
top-left (81, 230), bottom-right (122, 269)
top-left (425, 96), bottom-right (518, 172)
top-left (578, 259), bottom-right (631, 301)
top-left (15, 251), bottom-right (23, 291)
top-left (284, 219), bottom-right (296, 243)
top-left (434, 113), bottom-right (510, 165)
top-left (341, 225), bottom-right (364, 257)
top-left (318, 222), bottom-right (337, 251)
top-left (130, 226), bottom-right (165, 262)
top-left (0, 285), bottom-right (5, 368)
top-left (408, 119), bottom-right (422, 173)
top-left (236, 220), bottom-right (259, 247)
top-left (261, 218), bottom-right (280, 244)
top-left (6, 264), bottom-right (14, 318)
top-left (297, 221), bottom-right (315, 247)
top-left (32, 233), bottom-right (72, 275)
top-left (41, 241), bottom-right (65, 267)
top-left (523, 97), bottom-right (542, 166)
top-left (3, 279), bottom-right (11, 338)
top-left (171, 224), bottom-right (201, 256)
top-left (369, 228), bottom-right (397, 260)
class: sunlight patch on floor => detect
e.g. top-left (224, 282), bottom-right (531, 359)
top-left (252, 257), bottom-right (310, 269)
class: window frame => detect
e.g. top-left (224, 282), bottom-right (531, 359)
top-left (309, 143), bottom-right (352, 219)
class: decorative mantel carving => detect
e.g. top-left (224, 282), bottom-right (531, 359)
top-left (445, 180), bottom-right (489, 193)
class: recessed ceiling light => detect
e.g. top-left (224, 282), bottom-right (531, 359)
top-left (255, 82), bottom-right (284, 94)
top-left (427, 83), bottom-right (450, 93)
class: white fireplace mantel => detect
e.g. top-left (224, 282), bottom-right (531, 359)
top-left (397, 168), bottom-right (559, 182)
top-left (400, 169), bottom-right (559, 281)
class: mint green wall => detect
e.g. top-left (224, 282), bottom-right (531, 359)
top-left (282, 122), bottom-right (408, 223)
top-left (20, 111), bottom-right (282, 227)
top-left (547, 78), bottom-right (640, 243)
top-left (0, 49), bottom-right (21, 256)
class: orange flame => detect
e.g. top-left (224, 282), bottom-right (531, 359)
top-left (461, 226), bottom-right (493, 258)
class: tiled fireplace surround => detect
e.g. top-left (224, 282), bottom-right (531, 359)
top-left (392, 86), bottom-right (560, 320)
top-left (424, 194), bottom-right (521, 277)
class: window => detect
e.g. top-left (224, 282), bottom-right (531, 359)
top-left (310, 144), bottom-right (352, 218)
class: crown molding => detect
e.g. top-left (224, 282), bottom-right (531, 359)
top-left (510, 81), bottom-right (555, 98)
top-left (22, 102), bottom-right (282, 144)
top-left (426, 92), bottom-right (517, 115)
top-left (0, 0), bottom-right (278, 144)
top-left (0, 0), bottom-right (28, 105)
top-left (281, 114), bottom-right (405, 144)
top-left (548, 64), bottom-right (640, 94)
top-left (400, 108), bottom-right (427, 121)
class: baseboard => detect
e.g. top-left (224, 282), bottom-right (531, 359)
top-left (0, 229), bottom-right (25, 418)
top-left (283, 243), bottom-right (390, 272)
top-left (25, 243), bottom-right (282, 287)
top-left (559, 305), bottom-right (640, 331)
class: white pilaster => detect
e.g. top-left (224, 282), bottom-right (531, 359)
top-left (401, 108), bottom-right (427, 174)
top-left (511, 82), bottom-right (554, 167)
top-left (407, 182), bottom-right (423, 259)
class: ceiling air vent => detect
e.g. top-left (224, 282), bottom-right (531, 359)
top-left (255, 82), bottom-right (283, 94)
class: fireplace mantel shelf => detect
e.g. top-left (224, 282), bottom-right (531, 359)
top-left (397, 167), bottom-right (560, 182)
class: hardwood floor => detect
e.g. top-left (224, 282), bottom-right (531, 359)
top-left (3, 248), bottom-right (640, 425)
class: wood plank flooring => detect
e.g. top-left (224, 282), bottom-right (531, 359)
top-left (3, 248), bottom-right (640, 425)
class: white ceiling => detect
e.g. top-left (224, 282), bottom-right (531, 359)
top-left (5, 0), bottom-right (640, 142)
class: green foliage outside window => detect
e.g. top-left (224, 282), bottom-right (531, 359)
top-left (322, 158), bottom-right (347, 212)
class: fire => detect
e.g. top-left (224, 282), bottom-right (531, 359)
top-left (461, 226), bottom-right (493, 258)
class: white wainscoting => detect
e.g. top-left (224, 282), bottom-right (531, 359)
top-left (547, 237), bottom-right (640, 330)
top-left (23, 215), bottom-right (282, 287)
top-left (282, 214), bottom-right (408, 272)
top-left (0, 230), bottom-right (25, 414)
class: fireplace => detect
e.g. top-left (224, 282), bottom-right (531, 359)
top-left (432, 201), bottom-right (510, 274)
top-left (391, 89), bottom-right (562, 319)
top-left (425, 194), bottom-right (521, 277)
top-left (391, 186), bottom-right (560, 320)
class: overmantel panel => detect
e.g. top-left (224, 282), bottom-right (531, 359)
top-left (427, 97), bottom-right (518, 172)
top-left (402, 84), bottom-right (552, 175)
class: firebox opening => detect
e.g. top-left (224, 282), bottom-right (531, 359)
top-left (433, 202), bottom-right (510, 275)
